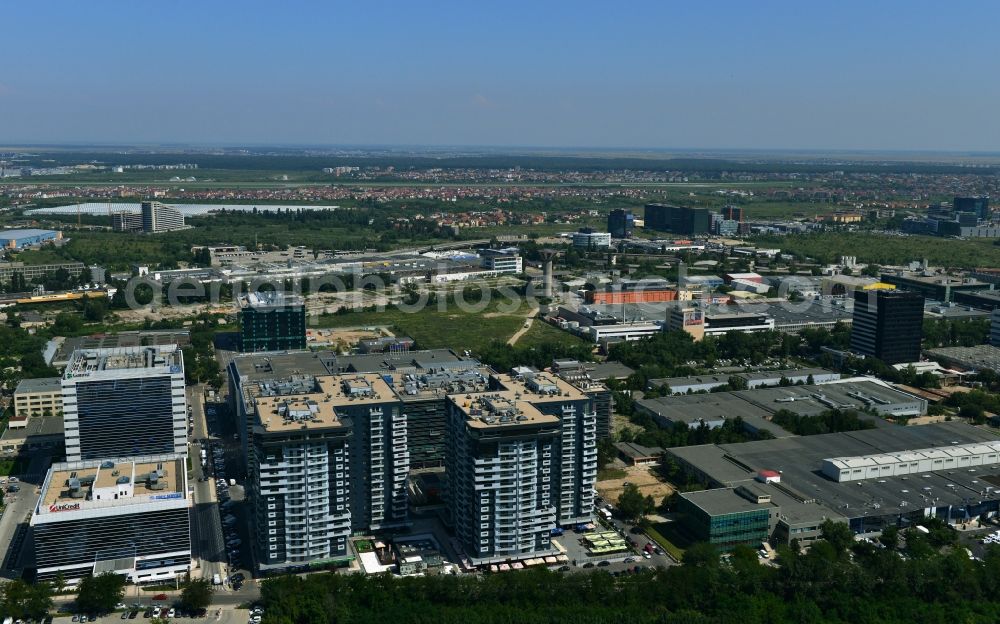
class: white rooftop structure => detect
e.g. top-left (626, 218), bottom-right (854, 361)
top-left (823, 441), bottom-right (1000, 482)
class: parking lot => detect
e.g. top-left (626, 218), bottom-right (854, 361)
top-left (551, 504), bottom-right (674, 576)
top-left (53, 605), bottom-right (254, 624)
top-left (198, 399), bottom-right (253, 589)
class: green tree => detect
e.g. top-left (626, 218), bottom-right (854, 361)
top-left (820, 519), bottom-right (854, 557)
top-left (617, 483), bottom-right (653, 523)
top-left (75, 572), bottom-right (125, 615)
top-left (179, 578), bottom-right (213, 613)
top-left (727, 375), bottom-right (749, 391)
top-left (0, 579), bottom-right (54, 621)
top-left (880, 525), bottom-right (899, 549)
top-left (53, 312), bottom-right (84, 334)
top-left (82, 297), bottom-right (108, 322)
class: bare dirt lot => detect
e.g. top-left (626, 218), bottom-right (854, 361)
top-left (596, 464), bottom-right (675, 506)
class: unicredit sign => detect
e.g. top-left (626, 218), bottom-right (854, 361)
top-left (49, 502), bottom-right (81, 512)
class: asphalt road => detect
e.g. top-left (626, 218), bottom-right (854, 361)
top-left (0, 452), bottom-right (53, 578)
top-left (188, 384), bottom-right (230, 590)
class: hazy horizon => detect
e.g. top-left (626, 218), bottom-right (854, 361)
top-left (4, 1), bottom-right (999, 151)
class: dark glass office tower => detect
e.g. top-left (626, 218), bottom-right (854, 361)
top-left (849, 289), bottom-right (924, 364)
top-left (608, 208), bottom-right (634, 238)
top-left (954, 196), bottom-right (990, 220)
top-left (238, 292), bottom-right (307, 352)
top-left (644, 203), bottom-right (711, 235)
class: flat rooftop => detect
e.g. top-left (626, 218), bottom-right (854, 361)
top-left (40, 455), bottom-right (185, 513)
top-left (14, 376), bottom-right (62, 394)
top-left (238, 291), bottom-right (305, 309)
top-left (739, 368), bottom-right (838, 383)
top-left (492, 372), bottom-right (587, 402)
top-left (588, 299), bottom-right (853, 326)
top-left (386, 366), bottom-right (491, 400)
top-left (733, 379), bottom-right (922, 417)
top-left (452, 391), bottom-right (559, 429)
top-left (583, 361), bottom-right (635, 381)
top-left (64, 345), bottom-right (182, 378)
top-left (0, 416), bottom-right (63, 442)
top-left (883, 272), bottom-right (989, 287)
top-left (50, 331), bottom-right (191, 367)
top-left (681, 487), bottom-right (770, 516)
top-left (926, 345), bottom-right (1000, 372)
top-left (0, 228), bottom-right (58, 239)
top-left (639, 393), bottom-right (775, 424)
top-left (231, 349), bottom-right (466, 383)
top-left (253, 374), bottom-right (396, 432)
top-left (669, 422), bottom-right (1000, 519)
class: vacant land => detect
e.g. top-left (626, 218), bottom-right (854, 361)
top-left (315, 299), bottom-right (530, 354)
top-left (513, 317), bottom-right (593, 350)
top-left (595, 463), bottom-right (674, 506)
top-left (756, 232), bottom-right (1000, 268)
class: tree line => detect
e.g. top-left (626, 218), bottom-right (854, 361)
top-left (258, 524), bottom-right (1000, 624)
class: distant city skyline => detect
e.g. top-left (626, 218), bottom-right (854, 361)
top-left (3, 1), bottom-right (999, 151)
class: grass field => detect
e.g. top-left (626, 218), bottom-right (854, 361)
top-left (0, 456), bottom-right (27, 477)
top-left (515, 319), bottom-right (593, 350)
top-left (315, 299), bottom-right (530, 354)
top-left (755, 232), bottom-right (1000, 268)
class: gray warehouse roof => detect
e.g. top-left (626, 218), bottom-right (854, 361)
top-left (926, 345), bottom-right (1000, 373)
top-left (733, 380), bottom-right (923, 419)
top-left (668, 422), bottom-right (1000, 521)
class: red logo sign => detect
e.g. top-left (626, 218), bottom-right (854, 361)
top-left (49, 502), bottom-right (81, 512)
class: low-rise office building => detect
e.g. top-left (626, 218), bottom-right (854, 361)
top-left (667, 421), bottom-right (1000, 543)
top-left (479, 248), bottom-right (523, 274)
top-left (31, 454), bottom-right (192, 584)
top-left (0, 415), bottom-right (63, 455)
top-left (13, 377), bottom-right (63, 418)
top-left (571, 228), bottom-right (612, 249)
top-left (0, 261), bottom-right (85, 285)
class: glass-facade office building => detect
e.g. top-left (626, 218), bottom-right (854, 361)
top-left (238, 293), bottom-right (307, 353)
top-left (61, 346), bottom-right (187, 462)
top-left (849, 289), bottom-right (924, 365)
top-left (31, 454), bottom-right (192, 584)
top-left (679, 494), bottom-right (770, 550)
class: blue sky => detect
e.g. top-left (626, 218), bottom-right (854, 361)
top-left (3, 1), bottom-right (999, 150)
